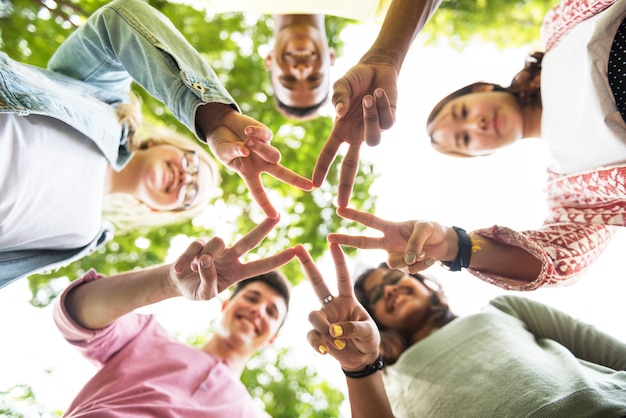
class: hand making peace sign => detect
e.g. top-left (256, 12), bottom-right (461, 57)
top-left (169, 216), bottom-right (296, 301)
top-left (295, 243), bottom-right (380, 372)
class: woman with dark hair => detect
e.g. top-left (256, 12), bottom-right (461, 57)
top-left (330, 0), bottom-right (626, 291)
top-left (300, 246), bottom-right (626, 417)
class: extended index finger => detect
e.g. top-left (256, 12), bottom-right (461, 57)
top-left (237, 248), bottom-right (297, 280)
top-left (230, 216), bottom-right (280, 256)
top-left (295, 245), bottom-right (333, 301)
top-left (265, 163), bottom-right (314, 191)
top-left (336, 206), bottom-right (390, 232)
top-left (312, 133), bottom-right (342, 187)
top-left (241, 174), bottom-right (279, 219)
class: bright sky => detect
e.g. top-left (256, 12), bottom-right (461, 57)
top-left (1, 21), bottom-right (625, 417)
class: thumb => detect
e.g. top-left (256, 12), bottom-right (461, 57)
top-left (212, 138), bottom-right (250, 165)
top-left (332, 77), bottom-right (352, 118)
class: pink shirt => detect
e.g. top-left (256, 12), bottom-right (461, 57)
top-left (53, 270), bottom-right (268, 417)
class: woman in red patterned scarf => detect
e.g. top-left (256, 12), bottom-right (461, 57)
top-left (328, 0), bottom-right (626, 292)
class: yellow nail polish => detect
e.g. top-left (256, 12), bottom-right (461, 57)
top-left (333, 325), bottom-right (343, 337)
top-left (318, 345), bottom-right (327, 354)
top-left (334, 339), bottom-right (346, 350)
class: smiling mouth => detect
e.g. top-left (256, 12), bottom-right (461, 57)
top-left (288, 50), bottom-right (314, 58)
top-left (165, 163), bottom-right (176, 193)
top-left (237, 316), bottom-right (259, 334)
top-left (493, 111), bottom-right (500, 135)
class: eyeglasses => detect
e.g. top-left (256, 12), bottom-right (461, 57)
top-left (365, 271), bottom-right (404, 307)
top-left (177, 150), bottom-right (200, 209)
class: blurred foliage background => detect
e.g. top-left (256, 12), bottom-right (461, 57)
top-left (0, 0), bottom-right (555, 415)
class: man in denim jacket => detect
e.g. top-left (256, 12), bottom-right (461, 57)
top-left (0, 0), bottom-right (312, 289)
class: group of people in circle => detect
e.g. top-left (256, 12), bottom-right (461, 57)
top-left (2, 0), bottom-right (626, 416)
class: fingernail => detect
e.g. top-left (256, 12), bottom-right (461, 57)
top-left (244, 127), bottom-right (253, 135)
top-left (335, 102), bottom-right (344, 114)
top-left (375, 89), bottom-right (383, 98)
top-left (333, 325), bottom-right (343, 337)
top-left (334, 339), bottom-right (346, 350)
top-left (174, 262), bottom-right (184, 274)
top-left (200, 255), bottom-right (212, 269)
top-left (418, 251), bottom-right (426, 261)
top-left (405, 252), bottom-right (416, 264)
top-left (363, 96), bottom-right (373, 108)
top-left (319, 345), bottom-right (328, 354)
top-left (425, 258), bottom-right (435, 267)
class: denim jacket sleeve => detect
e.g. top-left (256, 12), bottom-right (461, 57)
top-left (47, 0), bottom-right (239, 138)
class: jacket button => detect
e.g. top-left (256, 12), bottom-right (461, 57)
top-left (192, 82), bottom-right (206, 93)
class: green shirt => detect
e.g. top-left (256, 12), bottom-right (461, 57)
top-left (384, 295), bottom-right (626, 417)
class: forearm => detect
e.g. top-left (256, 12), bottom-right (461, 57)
top-left (491, 295), bottom-right (626, 370)
top-left (195, 102), bottom-right (237, 142)
top-left (468, 235), bottom-right (543, 284)
top-left (364, 0), bottom-right (441, 70)
top-left (467, 224), bottom-right (617, 290)
top-left (346, 373), bottom-right (394, 418)
top-left (64, 264), bottom-right (180, 330)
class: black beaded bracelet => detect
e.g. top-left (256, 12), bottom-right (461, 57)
top-left (342, 354), bottom-right (384, 378)
top-left (441, 226), bottom-right (472, 272)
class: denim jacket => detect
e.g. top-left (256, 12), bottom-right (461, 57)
top-left (0, 0), bottom-right (238, 289)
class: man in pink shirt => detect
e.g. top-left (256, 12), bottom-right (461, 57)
top-left (53, 217), bottom-right (293, 417)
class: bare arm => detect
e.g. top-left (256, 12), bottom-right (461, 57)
top-left (329, 207), bottom-right (542, 286)
top-left (64, 264), bottom-right (178, 330)
top-left (363, 0), bottom-right (441, 72)
top-left (314, 0), bottom-right (443, 206)
top-left (65, 216), bottom-right (295, 329)
top-left (468, 235), bottom-right (542, 284)
top-left (298, 244), bottom-right (394, 418)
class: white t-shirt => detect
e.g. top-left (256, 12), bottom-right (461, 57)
top-left (186, 0), bottom-right (393, 23)
top-left (541, 1), bottom-right (626, 174)
top-left (0, 114), bottom-right (108, 251)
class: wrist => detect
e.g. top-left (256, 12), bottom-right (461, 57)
top-left (360, 48), bottom-right (401, 72)
top-left (441, 226), bottom-right (472, 272)
top-left (195, 102), bottom-right (237, 140)
top-left (342, 353), bottom-right (384, 378)
top-left (163, 264), bottom-right (183, 298)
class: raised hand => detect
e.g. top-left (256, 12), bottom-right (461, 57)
top-left (328, 207), bottom-right (456, 273)
top-left (169, 216), bottom-right (296, 301)
top-left (197, 104), bottom-right (313, 218)
top-left (296, 243), bottom-right (380, 371)
top-left (313, 60), bottom-right (397, 207)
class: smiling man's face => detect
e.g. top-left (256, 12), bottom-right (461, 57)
top-left (218, 281), bottom-right (287, 353)
top-left (265, 22), bottom-right (335, 115)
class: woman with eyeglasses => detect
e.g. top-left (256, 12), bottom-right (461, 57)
top-left (299, 248), bottom-right (626, 417)
top-left (0, 0), bottom-right (312, 289)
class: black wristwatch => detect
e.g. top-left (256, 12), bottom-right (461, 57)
top-left (342, 354), bottom-right (384, 378)
top-left (441, 226), bottom-right (472, 271)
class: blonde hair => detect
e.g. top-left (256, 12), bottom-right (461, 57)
top-left (104, 93), bottom-right (221, 234)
